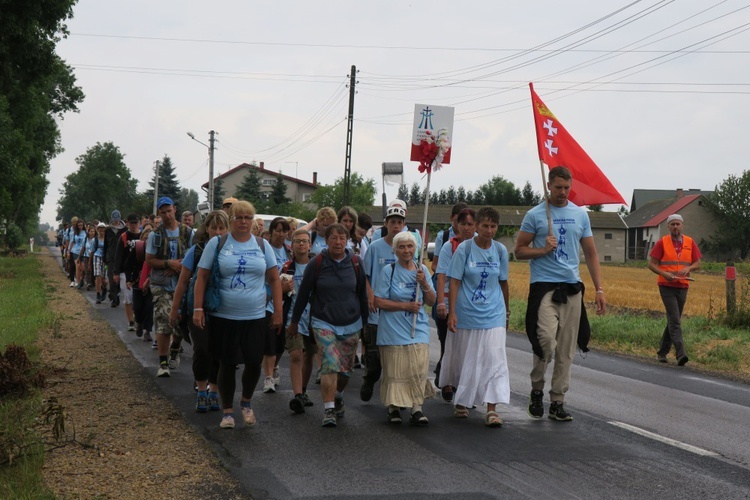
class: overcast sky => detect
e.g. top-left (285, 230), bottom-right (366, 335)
top-left (43, 0), bottom-right (750, 225)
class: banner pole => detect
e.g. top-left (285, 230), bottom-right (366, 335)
top-left (411, 168), bottom-right (432, 338)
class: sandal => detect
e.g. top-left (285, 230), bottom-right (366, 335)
top-left (388, 408), bottom-right (402, 424)
top-left (409, 411), bottom-right (429, 426)
top-left (454, 405), bottom-right (469, 418)
top-left (485, 411), bottom-right (503, 427)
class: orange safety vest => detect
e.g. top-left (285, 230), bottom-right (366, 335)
top-left (657, 235), bottom-right (694, 286)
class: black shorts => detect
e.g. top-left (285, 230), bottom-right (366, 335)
top-left (264, 310), bottom-right (286, 356)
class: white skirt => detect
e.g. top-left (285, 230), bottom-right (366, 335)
top-left (439, 326), bottom-right (510, 408)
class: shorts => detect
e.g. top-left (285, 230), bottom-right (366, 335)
top-left (264, 311), bottom-right (285, 356)
top-left (119, 273), bottom-right (134, 304)
top-left (286, 329), bottom-right (317, 354)
top-left (151, 286), bottom-right (181, 337)
top-left (312, 327), bottom-right (358, 376)
top-left (93, 256), bottom-right (104, 277)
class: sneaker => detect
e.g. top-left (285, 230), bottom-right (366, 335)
top-left (135, 323), bottom-right (143, 338)
top-left (156, 361), bottom-right (170, 378)
top-left (334, 395), bottom-right (345, 418)
top-left (410, 410), bottom-right (429, 426)
top-left (658, 355), bottom-right (668, 363)
top-left (289, 395), bottom-right (305, 414)
top-left (678, 355), bottom-right (689, 366)
top-left (360, 380), bottom-right (374, 402)
top-left (111, 296), bottom-right (119, 308)
top-left (273, 366), bottom-right (280, 386)
top-left (441, 385), bottom-right (454, 403)
top-left (151, 339), bottom-right (158, 349)
top-left (241, 404), bottom-right (256, 425)
top-left (548, 401), bottom-right (573, 422)
top-left (195, 392), bottom-right (208, 413)
top-left (322, 408), bottom-right (337, 427)
top-left (388, 408), bottom-right (402, 424)
top-left (168, 350), bottom-right (180, 370)
top-left (263, 376), bottom-right (276, 393)
top-left (95, 292), bottom-right (102, 304)
top-left (301, 393), bottom-right (314, 407)
top-left (208, 392), bottom-right (220, 411)
top-left (528, 389), bottom-right (544, 419)
top-left (353, 355), bottom-right (362, 369)
top-left (127, 321), bottom-right (135, 332)
top-left (143, 331), bottom-right (152, 342)
top-left (69, 281), bottom-right (76, 288)
top-left (220, 414), bottom-right (235, 429)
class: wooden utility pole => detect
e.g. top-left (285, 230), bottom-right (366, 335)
top-left (343, 65), bottom-right (357, 206)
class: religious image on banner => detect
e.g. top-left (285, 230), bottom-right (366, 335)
top-left (410, 104), bottom-right (454, 173)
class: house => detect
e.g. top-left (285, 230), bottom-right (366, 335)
top-left (630, 188), bottom-right (712, 212)
top-left (624, 190), bottom-right (723, 260)
top-left (362, 204), bottom-right (628, 263)
top-left (202, 162), bottom-right (318, 204)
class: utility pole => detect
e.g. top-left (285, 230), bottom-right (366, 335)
top-left (343, 65), bottom-right (357, 206)
top-left (152, 160), bottom-right (161, 214)
top-left (208, 130), bottom-right (216, 210)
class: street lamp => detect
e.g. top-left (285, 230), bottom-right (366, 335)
top-left (285, 161), bottom-right (299, 202)
top-left (187, 131), bottom-right (216, 209)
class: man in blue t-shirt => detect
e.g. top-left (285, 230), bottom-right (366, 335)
top-left (515, 166), bottom-right (606, 423)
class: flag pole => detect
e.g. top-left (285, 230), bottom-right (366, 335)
top-left (411, 168), bottom-right (432, 338)
top-left (530, 83), bottom-right (553, 236)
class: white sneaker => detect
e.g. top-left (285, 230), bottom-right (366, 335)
top-left (69, 281), bottom-right (75, 288)
top-left (263, 376), bottom-right (275, 393)
top-left (241, 405), bottom-right (256, 425)
top-left (220, 414), bottom-right (235, 429)
top-left (168, 351), bottom-right (180, 370)
top-left (273, 366), bottom-right (280, 387)
top-left (156, 362), bottom-right (170, 378)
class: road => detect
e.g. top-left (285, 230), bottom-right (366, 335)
top-left (70, 266), bottom-right (750, 499)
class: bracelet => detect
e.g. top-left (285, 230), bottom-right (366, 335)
top-left (193, 308), bottom-right (203, 312)
top-left (596, 290), bottom-right (604, 294)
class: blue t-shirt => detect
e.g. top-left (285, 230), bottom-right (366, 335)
top-left (266, 243), bottom-right (290, 313)
top-left (371, 227), bottom-right (423, 258)
top-left (197, 234), bottom-right (277, 320)
top-left (181, 245), bottom-right (197, 271)
top-left (374, 263), bottom-right (434, 345)
top-left (70, 231), bottom-right (86, 255)
top-left (519, 201), bottom-right (592, 283)
top-left (435, 240), bottom-right (457, 306)
top-left (363, 238), bottom-right (397, 325)
top-left (310, 231), bottom-right (327, 255)
top-left (93, 237), bottom-right (105, 258)
top-left (146, 227), bottom-right (182, 291)
top-left (447, 238), bottom-right (509, 330)
top-left (286, 261), bottom-right (311, 336)
top-left (434, 226), bottom-right (455, 260)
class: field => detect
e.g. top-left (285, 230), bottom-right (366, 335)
top-left (506, 261), bottom-right (730, 317)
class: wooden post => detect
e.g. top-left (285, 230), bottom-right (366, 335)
top-left (726, 259), bottom-right (736, 316)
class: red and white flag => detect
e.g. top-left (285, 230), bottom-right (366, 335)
top-left (530, 83), bottom-right (626, 206)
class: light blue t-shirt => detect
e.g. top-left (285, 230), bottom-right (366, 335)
top-left (519, 201), bottom-right (592, 284)
top-left (181, 245), bottom-right (197, 271)
top-left (374, 263), bottom-right (434, 345)
top-left (197, 234), bottom-right (277, 320)
top-left (447, 238), bottom-right (509, 330)
top-left (435, 240), bottom-right (457, 306)
top-left (93, 237), bottom-right (105, 258)
top-left (310, 231), bottom-right (327, 255)
top-left (146, 227), bottom-right (182, 291)
top-left (363, 238), bottom-right (398, 325)
top-left (286, 261), bottom-right (311, 336)
top-left (70, 231), bottom-right (86, 255)
top-left (266, 243), bottom-right (290, 314)
top-left (434, 226), bottom-right (455, 259)
top-left (371, 226), bottom-right (423, 258)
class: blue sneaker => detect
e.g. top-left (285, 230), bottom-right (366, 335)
top-left (196, 392), bottom-right (208, 413)
top-left (208, 391), bottom-right (220, 411)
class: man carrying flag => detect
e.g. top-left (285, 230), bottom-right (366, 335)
top-left (515, 166), bottom-right (606, 422)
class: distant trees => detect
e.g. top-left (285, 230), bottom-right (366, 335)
top-left (397, 176), bottom-right (541, 208)
top-left (310, 172), bottom-right (376, 214)
top-left (706, 171), bottom-right (750, 259)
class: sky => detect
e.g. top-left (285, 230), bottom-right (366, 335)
top-left (42, 0), bottom-right (750, 225)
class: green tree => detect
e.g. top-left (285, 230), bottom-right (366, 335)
top-left (397, 183), bottom-right (409, 201)
top-left (521, 181), bottom-right (542, 205)
top-left (437, 189), bottom-right (447, 205)
top-left (234, 168), bottom-right (264, 207)
top-left (178, 188), bottom-right (199, 214)
top-left (268, 174), bottom-right (291, 211)
top-left (456, 186), bottom-right (467, 203)
top-left (588, 204), bottom-right (603, 212)
top-left (706, 171), bottom-right (750, 259)
top-left (446, 186), bottom-right (457, 205)
top-left (212, 178), bottom-right (226, 210)
top-left (145, 155), bottom-right (180, 202)
top-left (57, 142), bottom-right (138, 222)
top-left (310, 172), bottom-right (376, 213)
top-left (0, 0), bottom-right (84, 236)
top-left (429, 191), bottom-right (439, 205)
top-left (617, 205), bottom-right (629, 216)
top-left (409, 182), bottom-right (424, 206)
top-left (476, 175), bottom-right (522, 205)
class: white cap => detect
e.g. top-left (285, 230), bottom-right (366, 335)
top-left (666, 214), bottom-right (683, 224)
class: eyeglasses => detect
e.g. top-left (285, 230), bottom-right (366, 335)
top-left (292, 239), bottom-right (310, 244)
top-left (233, 215), bottom-right (254, 221)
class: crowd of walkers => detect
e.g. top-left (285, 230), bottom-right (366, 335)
top-left (58, 166), bottom-right (607, 430)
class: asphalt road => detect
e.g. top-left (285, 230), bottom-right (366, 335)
top-left (65, 259), bottom-right (750, 499)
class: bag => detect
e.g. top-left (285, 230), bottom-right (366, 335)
top-left (203, 235), bottom-right (229, 313)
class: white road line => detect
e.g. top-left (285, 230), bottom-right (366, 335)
top-left (609, 421), bottom-right (719, 457)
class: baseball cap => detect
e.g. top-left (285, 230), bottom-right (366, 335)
top-left (386, 199), bottom-right (407, 219)
top-left (223, 196), bottom-right (238, 206)
top-left (111, 210), bottom-right (121, 222)
top-left (156, 197), bottom-right (174, 209)
top-left (126, 213), bottom-right (139, 223)
top-left (96, 222), bottom-right (106, 228)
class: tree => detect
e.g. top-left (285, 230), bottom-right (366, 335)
top-left (397, 183), bottom-right (409, 202)
top-left (409, 182), bottom-right (423, 206)
top-left (617, 205), bottom-right (629, 216)
top-left (588, 204), bottom-right (603, 212)
top-left (521, 181), bottom-right (542, 205)
top-left (234, 168), bottom-right (264, 207)
top-left (706, 171), bottom-right (750, 259)
top-left (456, 186), bottom-right (467, 203)
top-left (446, 186), bottom-right (457, 205)
top-left (429, 192), bottom-right (439, 205)
top-left (57, 142), bottom-right (138, 222)
top-left (0, 0), bottom-right (84, 236)
top-left (310, 172), bottom-right (376, 214)
top-left (476, 175), bottom-right (522, 205)
top-left (437, 189), bottom-right (447, 205)
top-left (212, 179), bottom-right (226, 210)
top-left (178, 188), bottom-right (199, 214)
top-left (268, 174), bottom-right (291, 211)
top-left (145, 155), bottom-right (180, 202)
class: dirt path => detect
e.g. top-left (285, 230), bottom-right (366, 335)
top-left (38, 250), bottom-right (244, 498)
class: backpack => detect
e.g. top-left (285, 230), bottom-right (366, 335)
top-left (153, 223), bottom-right (193, 260)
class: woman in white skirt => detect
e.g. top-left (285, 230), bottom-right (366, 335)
top-left (445, 206), bottom-right (510, 427)
top-left (374, 231), bottom-right (436, 425)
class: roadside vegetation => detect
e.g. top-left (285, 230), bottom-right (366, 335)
top-left (0, 256), bottom-right (56, 498)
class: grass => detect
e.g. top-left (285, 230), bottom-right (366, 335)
top-left (0, 255), bottom-right (56, 498)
